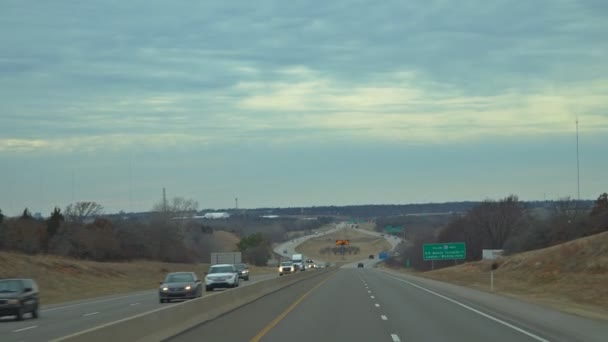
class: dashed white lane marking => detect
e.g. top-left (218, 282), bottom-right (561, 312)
top-left (375, 303), bottom-right (380, 307)
top-left (41, 291), bottom-right (153, 312)
top-left (384, 274), bottom-right (551, 342)
top-left (130, 303), bottom-right (140, 306)
top-left (13, 326), bottom-right (38, 333)
top-left (381, 315), bottom-right (388, 320)
top-left (391, 333), bottom-right (401, 342)
top-left (368, 291), bottom-right (372, 293)
top-left (83, 311), bottom-right (100, 317)
top-left (371, 295), bottom-right (375, 299)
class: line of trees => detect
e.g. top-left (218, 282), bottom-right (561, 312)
top-left (0, 197), bottom-right (335, 265)
top-left (0, 198), bottom-right (220, 263)
top-left (385, 193), bottom-right (608, 271)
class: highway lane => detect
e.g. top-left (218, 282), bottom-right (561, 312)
top-left (168, 268), bottom-right (608, 342)
top-left (0, 273), bottom-right (276, 342)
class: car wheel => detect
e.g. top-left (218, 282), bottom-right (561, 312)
top-left (15, 307), bottom-right (24, 321)
top-left (245, 276), bottom-right (249, 281)
top-left (159, 298), bottom-right (165, 304)
top-left (279, 273), bottom-right (283, 276)
top-left (205, 286), bottom-right (212, 292)
top-left (32, 306), bottom-right (39, 319)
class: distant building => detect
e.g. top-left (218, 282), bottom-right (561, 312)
top-left (202, 212), bottom-right (230, 219)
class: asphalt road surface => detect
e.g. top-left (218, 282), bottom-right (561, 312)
top-left (170, 268), bottom-right (607, 342)
top-left (0, 273), bottom-right (276, 342)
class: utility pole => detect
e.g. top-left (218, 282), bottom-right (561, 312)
top-left (235, 197), bottom-right (238, 210)
top-left (162, 187), bottom-right (167, 212)
top-left (576, 115), bottom-right (581, 201)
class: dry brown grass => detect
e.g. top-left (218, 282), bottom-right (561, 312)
top-left (212, 230), bottom-right (240, 252)
top-left (407, 232), bottom-right (608, 320)
top-left (295, 228), bottom-right (391, 263)
top-left (0, 230), bottom-right (273, 305)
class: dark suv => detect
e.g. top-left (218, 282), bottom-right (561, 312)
top-left (0, 278), bottom-right (40, 321)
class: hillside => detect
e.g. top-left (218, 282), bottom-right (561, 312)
top-left (414, 232), bottom-right (608, 320)
top-left (212, 229), bottom-right (240, 252)
top-left (296, 228), bottom-right (391, 263)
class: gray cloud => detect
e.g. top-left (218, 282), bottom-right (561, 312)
top-left (1, 0), bottom-right (607, 150)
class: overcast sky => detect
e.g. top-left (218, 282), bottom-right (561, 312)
top-left (1, 0), bottom-right (607, 215)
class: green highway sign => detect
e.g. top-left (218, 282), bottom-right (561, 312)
top-left (423, 243), bottom-right (466, 260)
top-left (384, 225), bottom-right (403, 233)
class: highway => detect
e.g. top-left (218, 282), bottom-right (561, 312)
top-left (4, 225), bottom-right (605, 342)
top-left (273, 222), bottom-right (403, 263)
top-left (169, 267), bottom-right (608, 342)
top-left (0, 273), bottom-right (275, 342)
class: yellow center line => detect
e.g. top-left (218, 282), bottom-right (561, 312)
top-left (250, 274), bottom-right (334, 342)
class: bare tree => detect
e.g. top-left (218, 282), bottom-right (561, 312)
top-left (552, 196), bottom-right (580, 223)
top-left (64, 202), bottom-right (104, 223)
top-left (152, 196), bottom-right (198, 217)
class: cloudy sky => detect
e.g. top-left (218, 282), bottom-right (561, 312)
top-left (1, 0), bottom-right (607, 215)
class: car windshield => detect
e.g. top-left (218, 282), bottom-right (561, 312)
top-left (0, 280), bottom-right (22, 292)
top-left (209, 266), bottom-right (234, 274)
top-left (235, 264), bottom-right (247, 270)
top-left (281, 262), bottom-right (293, 267)
top-left (165, 274), bottom-right (194, 283)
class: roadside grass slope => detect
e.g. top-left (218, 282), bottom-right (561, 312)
top-left (412, 232), bottom-right (608, 320)
top-left (0, 230), bottom-right (273, 305)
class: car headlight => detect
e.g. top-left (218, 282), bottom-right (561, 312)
top-left (162, 287), bottom-right (168, 291)
top-left (185, 285), bottom-right (192, 290)
top-left (242, 270), bottom-right (249, 274)
top-left (7, 299), bottom-right (19, 305)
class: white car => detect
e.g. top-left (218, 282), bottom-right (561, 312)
top-left (205, 264), bottom-right (239, 291)
top-left (278, 261), bottom-right (296, 276)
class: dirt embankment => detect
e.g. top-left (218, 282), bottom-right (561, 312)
top-left (296, 228), bottom-right (391, 263)
top-left (396, 232), bottom-right (608, 320)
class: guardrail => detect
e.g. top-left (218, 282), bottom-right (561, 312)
top-left (52, 267), bottom-right (336, 342)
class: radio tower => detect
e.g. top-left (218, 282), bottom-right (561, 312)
top-left (235, 197), bottom-right (239, 210)
top-left (576, 116), bottom-right (581, 201)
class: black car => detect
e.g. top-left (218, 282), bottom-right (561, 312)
top-left (159, 272), bottom-right (202, 303)
top-left (0, 278), bottom-right (39, 321)
top-left (234, 263), bottom-right (250, 281)
top-left (357, 263), bottom-right (364, 268)
top-left (368, 254), bottom-right (374, 259)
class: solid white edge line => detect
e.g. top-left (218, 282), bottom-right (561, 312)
top-left (381, 315), bottom-right (388, 320)
top-left (13, 325), bottom-right (38, 333)
top-left (383, 273), bottom-right (550, 342)
top-left (391, 333), bottom-right (401, 342)
top-left (83, 312), bottom-right (100, 317)
top-left (130, 303), bottom-right (141, 306)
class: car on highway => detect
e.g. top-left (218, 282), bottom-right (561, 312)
top-left (0, 278), bottom-right (39, 320)
top-left (205, 264), bottom-right (239, 291)
top-left (279, 261), bottom-right (296, 276)
top-left (159, 272), bottom-right (202, 303)
top-left (234, 263), bottom-right (250, 281)
top-left (357, 263), bottom-right (364, 268)
top-left (369, 254), bottom-right (374, 259)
